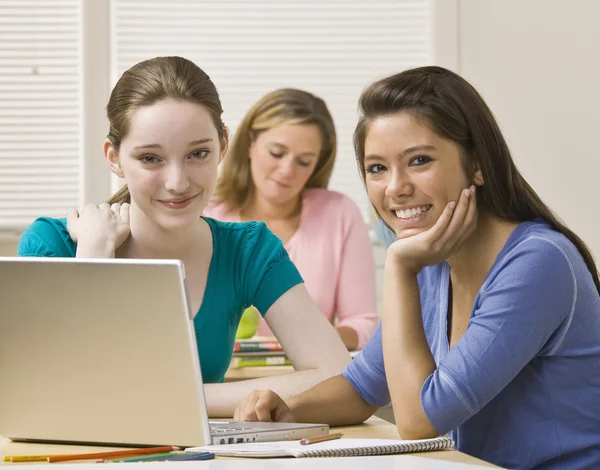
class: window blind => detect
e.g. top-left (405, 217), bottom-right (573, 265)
top-left (112, 0), bottom-right (431, 221)
top-left (0, 0), bottom-right (82, 231)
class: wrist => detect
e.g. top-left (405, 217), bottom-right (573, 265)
top-left (76, 235), bottom-right (117, 258)
top-left (285, 396), bottom-right (303, 421)
top-left (384, 249), bottom-right (421, 277)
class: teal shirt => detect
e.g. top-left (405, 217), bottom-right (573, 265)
top-left (18, 217), bottom-right (303, 383)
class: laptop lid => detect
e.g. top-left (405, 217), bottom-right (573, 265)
top-left (0, 257), bottom-right (212, 447)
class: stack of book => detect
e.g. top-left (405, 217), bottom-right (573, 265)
top-left (230, 337), bottom-right (290, 368)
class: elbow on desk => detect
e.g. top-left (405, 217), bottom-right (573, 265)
top-left (394, 418), bottom-right (440, 441)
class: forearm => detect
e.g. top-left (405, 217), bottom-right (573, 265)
top-left (336, 325), bottom-right (359, 351)
top-left (287, 374), bottom-right (378, 425)
top-left (205, 368), bottom-right (341, 418)
top-left (382, 261), bottom-right (437, 439)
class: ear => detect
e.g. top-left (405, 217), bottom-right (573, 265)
top-left (104, 139), bottom-right (124, 178)
top-left (473, 162), bottom-right (484, 186)
top-left (218, 127), bottom-right (229, 165)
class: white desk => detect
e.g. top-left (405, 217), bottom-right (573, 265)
top-left (0, 417), bottom-right (497, 467)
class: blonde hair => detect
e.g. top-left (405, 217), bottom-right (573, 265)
top-left (213, 88), bottom-right (337, 209)
top-left (106, 56), bottom-right (225, 204)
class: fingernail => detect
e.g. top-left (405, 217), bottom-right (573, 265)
top-left (470, 185), bottom-right (476, 193)
top-left (463, 188), bottom-right (470, 198)
top-left (449, 201), bottom-right (457, 209)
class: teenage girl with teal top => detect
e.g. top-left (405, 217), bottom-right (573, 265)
top-left (18, 56), bottom-right (350, 418)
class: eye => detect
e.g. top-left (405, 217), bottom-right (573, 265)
top-left (140, 155), bottom-right (160, 164)
top-left (269, 150), bottom-right (284, 158)
top-left (409, 155), bottom-right (432, 166)
top-left (365, 164), bottom-right (386, 174)
top-left (189, 149), bottom-right (209, 160)
top-left (297, 159), bottom-right (311, 168)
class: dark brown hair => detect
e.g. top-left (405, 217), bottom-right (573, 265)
top-left (354, 66), bottom-right (599, 292)
top-left (106, 56), bottom-right (225, 204)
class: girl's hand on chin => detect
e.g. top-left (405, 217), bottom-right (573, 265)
top-left (387, 185), bottom-right (477, 275)
top-left (67, 203), bottom-right (131, 252)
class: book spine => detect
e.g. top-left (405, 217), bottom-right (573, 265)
top-left (233, 342), bottom-right (283, 353)
top-left (229, 356), bottom-right (291, 368)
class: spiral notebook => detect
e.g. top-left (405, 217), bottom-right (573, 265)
top-left (185, 436), bottom-right (453, 458)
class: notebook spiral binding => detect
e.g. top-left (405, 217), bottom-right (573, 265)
top-left (298, 436), bottom-right (454, 458)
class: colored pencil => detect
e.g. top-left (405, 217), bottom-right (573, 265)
top-left (109, 452), bottom-right (176, 462)
top-left (300, 432), bottom-right (344, 445)
top-left (5, 454), bottom-right (63, 463)
top-left (47, 445), bottom-right (178, 463)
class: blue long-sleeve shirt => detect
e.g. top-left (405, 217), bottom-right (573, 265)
top-left (344, 219), bottom-right (600, 469)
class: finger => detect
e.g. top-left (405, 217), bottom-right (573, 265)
top-left (254, 396), bottom-right (275, 422)
top-left (438, 187), bottom-right (472, 246)
top-left (120, 203), bottom-right (130, 224)
top-left (417, 199), bottom-right (456, 244)
top-left (273, 403), bottom-right (294, 423)
top-left (110, 203), bottom-right (121, 217)
top-left (98, 202), bottom-right (112, 214)
top-left (239, 391), bottom-right (261, 421)
top-left (66, 207), bottom-right (79, 220)
top-left (66, 208), bottom-right (80, 242)
top-left (454, 185), bottom-right (478, 247)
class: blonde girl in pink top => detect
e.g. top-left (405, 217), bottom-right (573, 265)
top-left (206, 89), bottom-right (377, 349)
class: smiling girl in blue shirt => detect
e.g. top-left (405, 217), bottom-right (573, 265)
top-left (234, 67), bottom-right (600, 469)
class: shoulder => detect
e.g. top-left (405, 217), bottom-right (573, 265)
top-left (489, 220), bottom-right (586, 288)
top-left (203, 217), bottom-right (280, 254)
top-left (204, 199), bottom-right (239, 221)
top-left (303, 188), bottom-right (360, 214)
top-left (302, 188), bottom-right (365, 231)
top-left (18, 217), bottom-right (75, 257)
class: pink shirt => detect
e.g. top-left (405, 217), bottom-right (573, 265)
top-left (205, 188), bottom-right (378, 348)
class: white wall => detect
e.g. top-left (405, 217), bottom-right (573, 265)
top-left (458, 0), bottom-right (600, 258)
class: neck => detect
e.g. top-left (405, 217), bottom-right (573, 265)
top-left (243, 190), bottom-right (302, 221)
top-left (117, 205), bottom-right (207, 260)
top-left (447, 213), bottom-right (518, 292)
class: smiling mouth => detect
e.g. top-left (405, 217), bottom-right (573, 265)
top-left (394, 204), bottom-right (432, 220)
top-left (158, 195), bottom-right (196, 209)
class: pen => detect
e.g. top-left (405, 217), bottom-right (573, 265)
top-left (300, 432), bottom-right (344, 445)
top-left (47, 445), bottom-right (179, 463)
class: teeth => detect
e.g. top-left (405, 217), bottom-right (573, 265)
top-left (395, 205), bottom-right (430, 220)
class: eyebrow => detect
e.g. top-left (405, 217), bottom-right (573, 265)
top-left (133, 138), bottom-right (213, 150)
top-left (271, 142), bottom-right (319, 158)
top-left (364, 144), bottom-right (437, 162)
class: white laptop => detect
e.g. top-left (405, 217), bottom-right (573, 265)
top-left (0, 257), bottom-right (328, 447)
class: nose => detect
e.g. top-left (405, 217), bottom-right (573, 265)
top-left (276, 156), bottom-right (296, 179)
top-left (164, 163), bottom-right (190, 194)
top-left (384, 168), bottom-right (413, 199)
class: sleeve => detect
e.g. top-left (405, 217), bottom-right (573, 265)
top-left (334, 197), bottom-right (379, 348)
top-left (421, 237), bottom-right (577, 435)
top-left (18, 218), bottom-right (75, 257)
top-left (342, 322), bottom-right (391, 406)
top-left (242, 222), bottom-right (304, 316)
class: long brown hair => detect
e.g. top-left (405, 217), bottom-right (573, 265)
top-left (354, 66), bottom-right (600, 292)
top-left (213, 88), bottom-right (337, 209)
top-left (106, 56), bottom-right (225, 204)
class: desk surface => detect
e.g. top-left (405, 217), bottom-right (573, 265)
top-left (0, 417), bottom-right (496, 467)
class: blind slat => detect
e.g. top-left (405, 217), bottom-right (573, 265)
top-left (113, 0), bottom-right (430, 221)
top-left (0, 1), bottom-right (81, 230)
